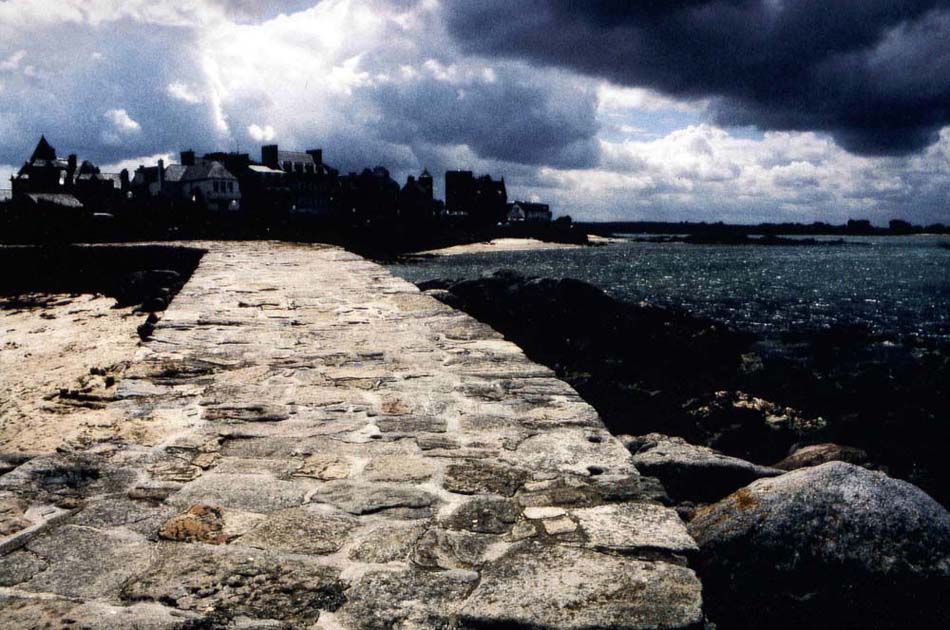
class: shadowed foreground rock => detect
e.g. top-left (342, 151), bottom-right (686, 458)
top-left (688, 462), bottom-right (950, 630)
top-left (622, 433), bottom-right (783, 504)
top-left (0, 242), bottom-right (702, 629)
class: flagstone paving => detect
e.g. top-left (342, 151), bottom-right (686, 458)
top-left (0, 242), bottom-right (702, 629)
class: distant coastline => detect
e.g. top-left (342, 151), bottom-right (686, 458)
top-left (580, 218), bottom-right (950, 238)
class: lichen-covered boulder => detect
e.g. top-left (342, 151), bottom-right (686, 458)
top-left (688, 462), bottom-right (950, 629)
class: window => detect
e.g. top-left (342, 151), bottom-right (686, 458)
top-left (213, 181), bottom-right (220, 193)
top-left (228, 182), bottom-right (234, 193)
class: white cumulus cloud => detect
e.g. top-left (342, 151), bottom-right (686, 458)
top-left (167, 81), bottom-right (202, 104)
top-left (247, 123), bottom-right (276, 142)
top-left (101, 108), bottom-right (142, 145)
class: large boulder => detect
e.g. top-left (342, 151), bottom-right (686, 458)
top-left (688, 462), bottom-right (950, 629)
top-left (623, 433), bottom-right (783, 504)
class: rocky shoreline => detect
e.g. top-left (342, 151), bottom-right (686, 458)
top-left (420, 270), bottom-right (950, 629)
top-left (419, 271), bottom-right (950, 506)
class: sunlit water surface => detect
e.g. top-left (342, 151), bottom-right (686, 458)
top-left (388, 235), bottom-right (950, 341)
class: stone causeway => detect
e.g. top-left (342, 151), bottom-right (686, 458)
top-left (0, 242), bottom-right (702, 629)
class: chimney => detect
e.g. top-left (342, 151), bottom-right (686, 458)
top-left (157, 159), bottom-right (165, 193)
top-left (181, 150), bottom-right (195, 166)
top-left (66, 154), bottom-right (77, 189)
top-left (262, 145), bottom-right (279, 169)
top-left (306, 149), bottom-right (323, 165)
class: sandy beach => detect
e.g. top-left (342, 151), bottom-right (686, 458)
top-left (0, 293), bottom-right (142, 452)
top-left (416, 236), bottom-right (605, 256)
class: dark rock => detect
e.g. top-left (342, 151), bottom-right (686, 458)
top-left (0, 550), bottom-right (48, 587)
top-left (117, 269), bottom-right (182, 307)
top-left (137, 320), bottom-right (156, 340)
top-left (141, 296), bottom-right (168, 312)
top-left (416, 278), bottom-right (455, 292)
top-left (443, 498), bottom-right (520, 534)
top-left (412, 527), bottom-right (492, 569)
top-left (443, 460), bottom-right (527, 497)
top-left (773, 442), bottom-right (869, 471)
top-left (0, 454), bottom-right (33, 476)
top-left (624, 433), bottom-right (783, 503)
top-left (688, 462), bottom-right (950, 629)
top-left (683, 390), bottom-right (826, 463)
top-left (0, 454), bottom-right (136, 506)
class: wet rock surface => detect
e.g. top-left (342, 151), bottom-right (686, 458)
top-left (689, 462), bottom-right (950, 629)
top-left (0, 242), bottom-right (700, 629)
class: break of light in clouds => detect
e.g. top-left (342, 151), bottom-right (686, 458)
top-left (1, 0), bottom-right (948, 224)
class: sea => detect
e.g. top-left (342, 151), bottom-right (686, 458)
top-left (388, 235), bottom-right (950, 342)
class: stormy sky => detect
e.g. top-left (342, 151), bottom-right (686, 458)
top-left (1, 0), bottom-right (948, 224)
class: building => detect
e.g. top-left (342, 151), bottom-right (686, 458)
top-left (444, 170), bottom-right (475, 218)
top-left (340, 166), bottom-right (400, 223)
top-left (166, 161), bottom-right (241, 211)
top-left (191, 151), bottom-right (285, 215)
top-left (132, 156), bottom-right (241, 211)
top-left (445, 170), bottom-right (507, 225)
top-left (507, 201), bottom-right (552, 223)
top-left (399, 169), bottom-right (435, 222)
top-left (11, 136), bottom-right (74, 199)
top-left (73, 160), bottom-right (128, 209)
top-left (261, 144), bottom-right (340, 215)
top-left (11, 136), bottom-right (127, 210)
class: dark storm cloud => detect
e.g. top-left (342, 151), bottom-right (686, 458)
top-left (370, 67), bottom-right (600, 168)
top-left (444, 0), bottom-right (950, 155)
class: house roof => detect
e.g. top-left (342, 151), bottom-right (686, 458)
top-left (164, 161), bottom-right (237, 182)
top-left (248, 164), bottom-right (285, 175)
top-left (77, 160), bottom-right (100, 176)
top-left (30, 136), bottom-right (57, 162)
top-left (97, 173), bottom-right (123, 188)
top-left (25, 193), bottom-right (83, 208)
top-left (277, 150), bottom-right (315, 165)
top-left (163, 164), bottom-right (190, 183)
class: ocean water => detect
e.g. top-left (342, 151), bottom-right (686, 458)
top-left (388, 235), bottom-right (950, 341)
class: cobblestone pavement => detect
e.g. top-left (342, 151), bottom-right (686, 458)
top-left (0, 242), bottom-right (702, 629)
